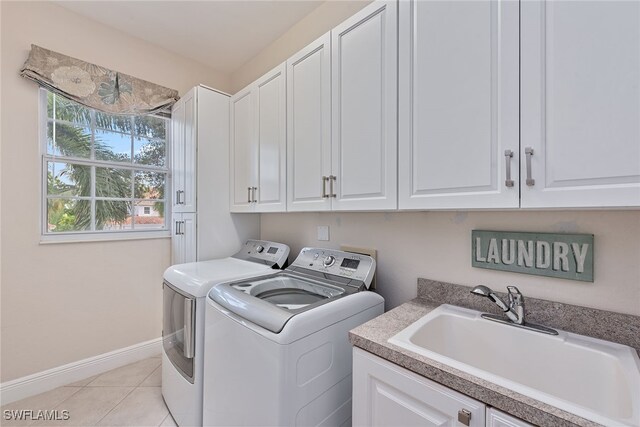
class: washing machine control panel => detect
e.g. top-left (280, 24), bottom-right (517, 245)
top-left (233, 240), bottom-right (290, 269)
top-left (291, 248), bottom-right (376, 288)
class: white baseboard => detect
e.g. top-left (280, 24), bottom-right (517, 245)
top-left (0, 337), bottom-right (162, 405)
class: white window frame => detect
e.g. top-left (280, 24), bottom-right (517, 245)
top-left (39, 89), bottom-right (171, 243)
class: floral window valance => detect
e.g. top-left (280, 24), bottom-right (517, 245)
top-left (20, 45), bottom-right (179, 116)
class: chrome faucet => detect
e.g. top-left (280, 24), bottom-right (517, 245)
top-left (470, 285), bottom-right (558, 335)
top-left (471, 285), bottom-right (525, 324)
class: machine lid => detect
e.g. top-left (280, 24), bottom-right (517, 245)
top-left (209, 272), bottom-right (353, 334)
top-left (163, 240), bottom-right (290, 298)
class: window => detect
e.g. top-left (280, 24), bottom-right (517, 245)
top-left (41, 90), bottom-right (170, 240)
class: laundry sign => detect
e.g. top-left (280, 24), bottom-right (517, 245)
top-left (472, 230), bottom-right (594, 282)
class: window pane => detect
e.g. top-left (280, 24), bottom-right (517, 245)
top-left (46, 122), bottom-right (62, 156)
top-left (54, 95), bottom-right (91, 126)
top-left (134, 201), bottom-right (165, 230)
top-left (47, 199), bottom-right (91, 232)
top-left (134, 116), bottom-right (166, 139)
top-left (95, 167), bottom-right (132, 198)
top-left (134, 138), bottom-right (165, 167)
top-left (47, 162), bottom-right (91, 197)
top-left (49, 122), bottom-right (92, 159)
top-left (95, 112), bottom-right (132, 134)
top-left (47, 92), bottom-right (54, 118)
top-left (134, 171), bottom-right (165, 199)
top-left (95, 129), bottom-right (132, 162)
top-left (95, 200), bottom-right (132, 231)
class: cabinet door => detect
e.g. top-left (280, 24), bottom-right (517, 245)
top-left (398, 0), bottom-right (519, 210)
top-left (182, 89), bottom-right (197, 212)
top-left (521, 0), bottom-right (640, 208)
top-left (487, 408), bottom-right (534, 427)
top-left (353, 348), bottom-right (485, 427)
top-left (182, 212), bottom-right (196, 264)
top-left (171, 99), bottom-right (185, 213)
top-left (230, 86), bottom-right (257, 212)
top-left (254, 64), bottom-right (287, 212)
top-left (171, 212), bottom-right (197, 265)
top-left (331, 0), bottom-right (398, 211)
top-left (171, 213), bottom-right (183, 265)
top-left (287, 33), bottom-right (332, 212)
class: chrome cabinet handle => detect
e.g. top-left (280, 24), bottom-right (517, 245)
top-left (252, 187), bottom-right (258, 203)
top-left (175, 190), bottom-right (184, 205)
top-left (322, 176), bottom-right (329, 198)
top-left (457, 409), bottom-right (471, 426)
top-left (247, 187), bottom-right (252, 203)
top-left (329, 175), bottom-right (336, 198)
top-left (183, 298), bottom-right (195, 359)
top-left (175, 220), bottom-right (185, 235)
top-left (504, 149), bottom-right (514, 188)
top-left (525, 147), bottom-right (535, 186)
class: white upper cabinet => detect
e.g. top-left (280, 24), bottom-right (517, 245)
top-left (331, 0), bottom-right (398, 211)
top-left (230, 86), bottom-right (257, 212)
top-left (287, 33), bottom-right (332, 212)
top-left (172, 88), bottom-right (197, 213)
top-left (521, 0), bottom-right (640, 208)
top-left (230, 65), bottom-right (286, 213)
top-left (398, 0), bottom-right (520, 210)
top-left (254, 64), bottom-right (287, 212)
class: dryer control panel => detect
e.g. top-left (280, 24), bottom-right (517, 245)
top-left (291, 248), bottom-right (376, 289)
top-left (233, 240), bottom-right (290, 269)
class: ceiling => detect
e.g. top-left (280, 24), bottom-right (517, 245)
top-left (55, 1), bottom-right (324, 74)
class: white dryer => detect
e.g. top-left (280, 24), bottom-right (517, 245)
top-left (162, 240), bottom-right (289, 427)
top-left (203, 248), bottom-right (385, 426)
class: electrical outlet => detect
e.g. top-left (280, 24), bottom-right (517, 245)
top-left (317, 225), bottom-right (329, 241)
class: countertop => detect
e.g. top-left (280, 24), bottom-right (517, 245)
top-left (349, 279), bottom-right (640, 427)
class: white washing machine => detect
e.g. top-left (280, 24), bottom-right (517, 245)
top-left (203, 248), bottom-right (385, 426)
top-left (162, 240), bottom-right (289, 427)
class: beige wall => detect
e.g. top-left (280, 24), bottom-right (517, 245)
top-left (261, 211), bottom-right (640, 315)
top-left (230, 0), bottom-right (370, 93)
top-left (0, 1), bottom-right (227, 382)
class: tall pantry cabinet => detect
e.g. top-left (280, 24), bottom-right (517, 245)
top-left (170, 86), bottom-right (259, 264)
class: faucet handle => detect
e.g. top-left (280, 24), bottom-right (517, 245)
top-left (507, 286), bottom-right (523, 306)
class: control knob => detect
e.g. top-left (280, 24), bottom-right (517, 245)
top-left (256, 245), bottom-right (265, 253)
top-left (323, 255), bottom-right (336, 267)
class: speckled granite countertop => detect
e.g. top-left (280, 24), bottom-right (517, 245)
top-left (349, 279), bottom-right (640, 427)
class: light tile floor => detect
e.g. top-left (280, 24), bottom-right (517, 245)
top-left (1, 355), bottom-right (175, 427)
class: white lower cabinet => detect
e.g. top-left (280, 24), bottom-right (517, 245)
top-left (486, 408), bottom-right (533, 427)
top-left (353, 348), bottom-right (533, 427)
top-left (171, 212), bottom-right (196, 265)
top-left (353, 348), bottom-right (485, 427)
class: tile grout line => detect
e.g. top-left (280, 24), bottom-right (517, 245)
top-left (90, 359), bottom-right (161, 426)
top-left (90, 386), bottom-right (138, 426)
top-left (24, 387), bottom-right (84, 427)
top-left (138, 365), bottom-right (161, 387)
top-left (158, 413), bottom-right (170, 427)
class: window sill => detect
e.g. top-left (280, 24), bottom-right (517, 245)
top-left (40, 230), bottom-right (171, 245)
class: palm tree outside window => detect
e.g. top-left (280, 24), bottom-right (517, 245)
top-left (43, 89), bottom-right (169, 239)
